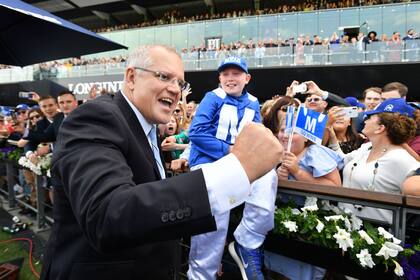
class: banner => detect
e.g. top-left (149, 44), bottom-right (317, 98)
top-left (294, 106), bottom-right (328, 145)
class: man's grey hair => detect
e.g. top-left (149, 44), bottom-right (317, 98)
top-left (126, 45), bottom-right (180, 69)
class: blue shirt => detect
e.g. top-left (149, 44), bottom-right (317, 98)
top-left (189, 87), bottom-right (260, 167)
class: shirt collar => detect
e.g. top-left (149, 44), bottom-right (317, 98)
top-left (121, 89), bottom-right (153, 137)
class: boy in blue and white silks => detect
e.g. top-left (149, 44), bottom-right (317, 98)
top-left (187, 56), bottom-right (278, 280)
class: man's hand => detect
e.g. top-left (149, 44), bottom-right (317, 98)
top-left (305, 80), bottom-right (325, 97)
top-left (28, 153), bottom-right (38, 164)
top-left (36, 144), bottom-right (50, 156)
top-left (170, 158), bottom-right (189, 172)
top-left (231, 123), bottom-right (284, 183)
top-left (17, 139), bottom-right (29, 148)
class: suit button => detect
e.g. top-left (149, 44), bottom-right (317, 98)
top-left (176, 209), bottom-right (184, 220)
top-left (183, 207), bottom-right (191, 217)
top-left (161, 212), bottom-right (169, 223)
top-left (169, 210), bottom-right (176, 222)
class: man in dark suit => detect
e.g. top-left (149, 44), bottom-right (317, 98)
top-left (40, 45), bottom-right (283, 280)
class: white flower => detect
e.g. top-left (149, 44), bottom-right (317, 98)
top-left (356, 249), bottom-right (375, 268)
top-left (333, 226), bottom-right (354, 251)
top-left (291, 208), bottom-right (301, 215)
top-left (358, 230), bottom-right (375, 245)
top-left (282, 221), bottom-right (298, 232)
top-left (350, 214), bottom-right (363, 231)
top-left (344, 217), bottom-right (352, 231)
top-left (316, 219), bottom-right (324, 233)
top-left (392, 260), bottom-right (404, 276)
top-left (392, 237), bottom-right (402, 245)
top-left (46, 169), bottom-right (51, 178)
top-left (376, 242), bottom-right (403, 260)
top-left (304, 196), bottom-right (318, 207)
top-left (325, 215), bottom-right (345, 222)
top-left (378, 227), bottom-right (394, 239)
top-left (301, 204), bottom-right (319, 212)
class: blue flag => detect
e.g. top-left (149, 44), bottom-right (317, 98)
top-left (294, 106), bottom-right (328, 145)
top-left (285, 106), bottom-right (295, 135)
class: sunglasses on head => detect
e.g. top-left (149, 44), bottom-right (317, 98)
top-left (306, 97), bottom-right (322, 103)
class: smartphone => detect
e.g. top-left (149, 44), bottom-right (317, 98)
top-left (292, 83), bottom-right (307, 94)
top-left (18, 92), bottom-right (33, 98)
top-left (341, 106), bottom-right (359, 118)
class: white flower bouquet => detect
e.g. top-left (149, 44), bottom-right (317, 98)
top-left (274, 197), bottom-right (417, 277)
top-left (18, 153), bottom-right (52, 176)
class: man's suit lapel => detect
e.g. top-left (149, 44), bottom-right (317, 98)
top-left (114, 91), bottom-right (163, 179)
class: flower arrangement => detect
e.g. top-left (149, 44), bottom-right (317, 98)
top-left (0, 146), bottom-right (23, 162)
top-left (273, 197), bottom-right (419, 277)
top-left (18, 152), bottom-right (52, 176)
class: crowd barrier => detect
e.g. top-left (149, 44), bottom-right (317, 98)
top-left (1, 161), bottom-right (419, 279)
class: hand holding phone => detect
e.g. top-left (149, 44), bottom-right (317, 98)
top-left (341, 106), bottom-right (359, 118)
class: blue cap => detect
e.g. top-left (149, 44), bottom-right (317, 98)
top-left (345, 97), bottom-right (365, 109)
top-left (217, 56), bottom-right (248, 73)
top-left (365, 98), bottom-right (415, 118)
top-left (15, 104), bottom-right (29, 111)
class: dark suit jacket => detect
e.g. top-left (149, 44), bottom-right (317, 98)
top-left (41, 92), bottom-right (216, 280)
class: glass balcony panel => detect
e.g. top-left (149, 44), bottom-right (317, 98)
top-left (221, 18), bottom-right (240, 44)
top-left (297, 12), bottom-right (318, 38)
top-left (318, 10), bottom-right (340, 40)
top-left (258, 15), bottom-right (277, 42)
top-left (339, 7), bottom-right (360, 28)
top-left (382, 5), bottom-right (406, 36)
top-left (360, 6), bottom-right (382, 35)
top-left (239, 17), bottom-right (258, 43)
top-left (406, 2), bottom-right (420, 33)
top-left (204, 20), bottom-right (222, 39)
top-left (139, 28), bottom-right (155, 45)
top-left (188, 22), bottom-right (205, 49)
top-left (171, 24), bottom-right (188, 51)
top-left (155, 26), bottom-right (171, 46)
top-left (278, 13), bottom-right (298, 42)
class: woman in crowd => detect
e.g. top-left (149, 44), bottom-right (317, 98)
top-left (326, 107), bottom-right (364, 154)
top-left (339, 98), bottom-right (420, 224)
top-left (27, 108), bottom-right (44, 129)
top-left (263, 97), bottom-right (343, 280)
top-left (161, 115), bottom-right (189, 165)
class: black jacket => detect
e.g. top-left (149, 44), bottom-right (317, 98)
top-left (40, 92), bottom-right (216, 280)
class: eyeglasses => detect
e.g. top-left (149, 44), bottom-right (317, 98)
top-left (16, 111), bottom-right (27, 115)
top-left (134, 67), bottom-right (190, 91)
top-left (306, 97), bottom-right (322, 103)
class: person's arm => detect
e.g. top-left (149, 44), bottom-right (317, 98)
top-left (25, 120), bottom-right (57, 143)
top-left (402, 143), bottom-right (420, 161)
top-left (189, 92), bottom-right (230, 159)
top-left (402, 169), bottom-right (420, 195)
top-left (281, 151), bottom-right (341, 186)
top-left (55, 101), bottom-right (283, 253)
top-left (305, 81), bottom-right (350, 107)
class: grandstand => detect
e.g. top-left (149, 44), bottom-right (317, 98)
top-left (0, 1), bottom-right (417, 102)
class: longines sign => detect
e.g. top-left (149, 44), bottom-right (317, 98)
top-left (56, 74), bottom-right (123, 95)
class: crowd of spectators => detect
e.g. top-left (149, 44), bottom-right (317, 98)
top-left (92, 0), bottom-right (413, 33)
top-left (2, 27), bottom-right (415, 78)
